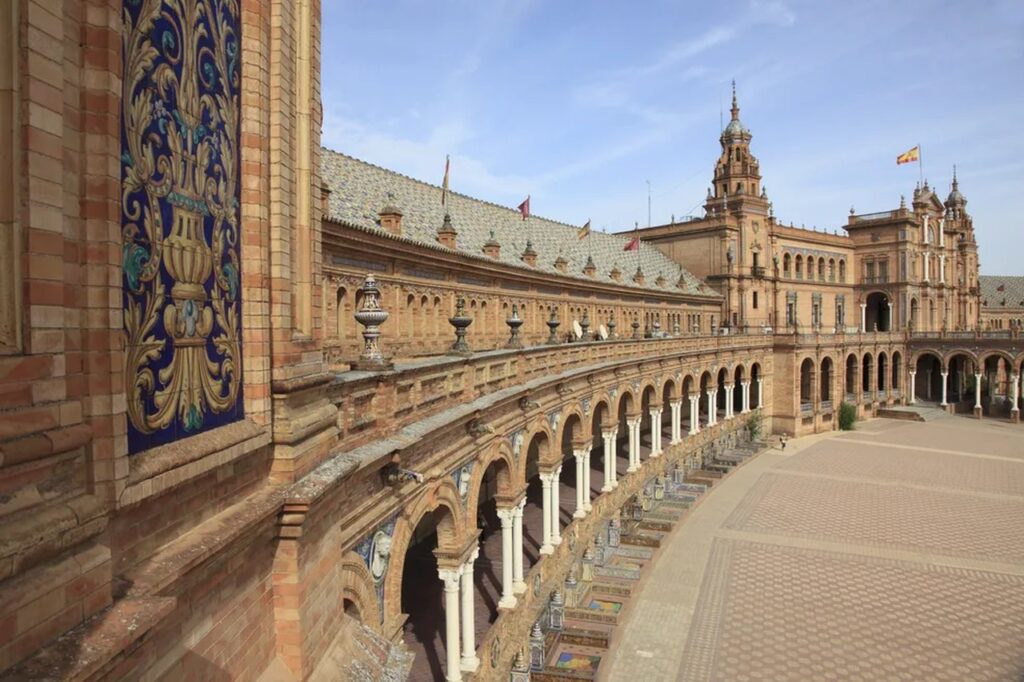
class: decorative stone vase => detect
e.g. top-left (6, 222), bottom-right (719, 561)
top-left (506, 303), bottom-right (524, 349)
top-left (546, 307), bottom-right (561, 345)
top-left (631, 316), bottom-right (641, 340)
top-left (608, 516), bottom-right (621, 547)
top-left (654, 475), bottom-right (666, 500)
top-left (673, 321), bottom-right (681, 336)
top-left (581, 548), bottom-right (594, 583)
top-left (653, 318), bottom-right (662, 337)
top-left (510, 650), bottom-right (530, 682)
top-left (580, 309), bottom-right (592, 341)
top-left (352, 274), bottom-right (394, 371)
top-left (608, 313), bottom-right (617, 339)
top-left (447, 296), bottom-right (473, 356)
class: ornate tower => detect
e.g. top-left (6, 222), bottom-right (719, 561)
top-left (944, 168), bottom-right (981, 328)
top-left (704, 82), bottom-right (768, 217)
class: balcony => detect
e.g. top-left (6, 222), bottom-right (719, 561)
top-left (752, 265), bottom-right (766, 278)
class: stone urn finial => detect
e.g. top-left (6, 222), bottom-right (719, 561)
top-left (546, 307), bottom-right (561, 345)
top-left (447, 296), bottom-right (473, 356)
top-left (352, 274), bottom-right (393, 370)
top-left (580, 309), bottom-right (592, 341)
top-left (505, 303), bottom-right (524, 349)
top-left (608, 313), bottom-right (617, 339)
top-left (631, 315), bottom-right (641, 340)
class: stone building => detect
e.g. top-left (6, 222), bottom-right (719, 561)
top-left (621, 85), bottom-right (983, 335)
top-left (0, 3), bottom-right (1022, 682)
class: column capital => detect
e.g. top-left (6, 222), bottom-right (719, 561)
top-left (438, 567), bottom-right (463, 587)
top-left (515, 497), bottom-right (527, 514)
top-left (464, 546), bottom-right (480, 565)
top-left (626, 417), bottom-right (642, 428)
top-left (496, 507), bottom-right (516, 524)
top-left (539, 471), bottom-right (557, 485)
top-left (670, 398), bottom-right (683, 408)
top-left (601, 428), bottom-right (617, 440)
top-left (572, 448), bottom-right (589, 460)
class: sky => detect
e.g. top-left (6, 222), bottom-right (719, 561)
top-left (321, 0), bottom-right (1024, 275)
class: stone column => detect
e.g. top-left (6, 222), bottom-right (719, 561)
top-left (512, 499), bottom-right (526, 593)
top-left (742, 381), bottom-right (751, 413)
top-left (1011, 373), bottom-right (1020, 422)
top-left (551, 465), bottom-right (562, 546)
top-left (582, 448), bottom-right (593, 512)
top-left (908, 370), bottom-right (916, 405)
top-left (939, 254), bottom-right (946, 283)
top-left (670, 399), bottom-right (683, 443)
top-left (539, 472), bottom-right (555, 555)
top-left (648, 407), bottom-right (663, 456)
top-left (974, 372), bottom-right (983, 417)
top-left (572, 450), bottom-right (587, 519)
top-left (495, 507), bottom-right (517, 609)
top-left (438, 567), bottom-right (463, 682)
top-left (626, 418), bottom-right (641, 472)
top-left (724, 384), bottom-right (734, 419)
top-left (706, 388), bottom-right (718, 425)
top-left (887, 302), bottom-right (893, 331)
top-left (860, 303), bottom-right (867, 333)
top-left (601, 428), bottom-right (616, 492)
top-left (689, 395), bottom-right (699, 434)
top-left (460, 548), bottom-right (479, 672)
top-left (756, 378), bottom-right (763, 409)
top-left (940, 371), bottom-right (948, 407)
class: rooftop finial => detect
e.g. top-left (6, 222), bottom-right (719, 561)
top-left (952, 164), bottom-right (958, 189)
top-left (730, 79), bottom-right (739, 120)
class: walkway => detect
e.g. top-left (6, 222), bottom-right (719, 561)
top-left (605, 415), bottom-right (1024, 681)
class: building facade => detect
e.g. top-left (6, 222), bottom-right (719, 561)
top-left (0, 4), bottom-right (1022, 682)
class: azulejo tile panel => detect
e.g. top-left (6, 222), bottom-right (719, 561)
top-left (121, 0), bottom-right (243, 454)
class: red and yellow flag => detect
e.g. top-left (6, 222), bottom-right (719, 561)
top-left (441, 155), bottom-right (450, 205)
top-left (577, 219), bottom-right (591, 240)
top-left (896, 146), bottom-right (920, 165)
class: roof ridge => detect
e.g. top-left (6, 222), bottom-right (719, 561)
top-left (321, 146), bottom-right (627, 238)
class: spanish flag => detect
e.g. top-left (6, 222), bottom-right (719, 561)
top-left (896, 146), bottom-right (920, 165)
top-left (578, 219), bottom-right (591, 240)
top-left (441, 155), bottom-right (450, 205)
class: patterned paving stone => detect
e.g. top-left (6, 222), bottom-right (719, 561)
top-left (776, 441), bottom-right (1024, 497)
top-left (679, 538), bottom-right (1024, 681)
top-left (723, 472), bottom-right (1024, 562)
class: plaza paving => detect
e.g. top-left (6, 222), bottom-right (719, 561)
top-left (605, 415), bottom-right (1024, 681)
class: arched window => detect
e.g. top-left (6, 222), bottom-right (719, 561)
top-left (783, 253), bottom-right (791, 277)
top-left (335, 286), bottom-right (347, 339)
top-left (795, 255), bottom-right (804, 279)
top-left (828, 258), bottom-right (836, 281)
top-left (839, 260), bottom-right (847, 281)
top-left (818, 259), bottom-right (825, 280)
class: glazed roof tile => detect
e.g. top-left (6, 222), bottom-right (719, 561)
top-left (320, 148), bottom-right (712, 297)
top-left (980, 275), bottom-right (1024, 308)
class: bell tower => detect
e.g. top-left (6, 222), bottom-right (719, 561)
top-left (704, 81), bottom-right (769, 217)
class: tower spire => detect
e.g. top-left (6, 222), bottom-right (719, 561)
top-left (730, 79), bottom-right (739, 121)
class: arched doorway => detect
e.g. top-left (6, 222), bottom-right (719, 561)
top-left (820, 357), bottom-right (833, 409)
top-left (733, 365), bottom-right (745, 415)
top-left (862, 353), bottom-right (874, 401)
top-left (865, 292), bottom-right (891, 332)
top-left (699, 372), bottom-right (712, 426)
top-left (845, 354), bottom-right (857, 402)
top-left (913, 352), bottom-right (942, 403)
top-left (716, 368), bottom-right (729, 421)
top-left (750, 363), bottom-right (762, 409)
top-left (892, 352), bottom-right (902, 398)
top-left (878, 352), bottom-right (888, 400)
top-left (799, 358), bottom-right (814, 414)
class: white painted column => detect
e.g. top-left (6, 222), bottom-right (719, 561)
top-left (626, 418), bottom-right (641, 472)
top-left (887, 302), bottom-right (893, 330)
top-left (649, 408), bottom-right (663, 456)
top-left (725, 385), bottom-right (735, 419)
top-left (974, 373), bottom-right (982, 409)
top-left (939, 254), bottom-right (946, 283)
top-left (460, 548), bottom-right (479, 673)
top-left (512, 499), bottom-right (526, 593)
top-left (539, 472), bottom-right (555, 555)
top-left (582, 448), bottom-right (592, 512)
top-left (923, 252), bottom-right (929, 282)
top-left (1011, 373), bottom-right (1020, 416)
top-left (572, 451), bottom-right (586, 519)
top-left (439, 567), bottom-right (463, 682)
top-left (860, 303), bottom-right (867, 333)
top-left (742, 381), bottom-right (751, 413)
top-left (600, 430), bottom-right (615, 492)
top-left (756, 377), bottom-right (763, 409)
top-left (908, 370), bottom-right (916, 405)
top-left (496, 508), bottom-right (516, 609)
top-left (939, 217), bottom-right (945, 246)
top-left (551, 465), bottom-right (562, 546)
top-left (940, 371), bottom-right (948, 406)
top-left (688, 395), bottom-right (699, 435)
top-left (670, 400), bottom-right (682, 443)
top-left (706, 389), bottom-right (718, 425)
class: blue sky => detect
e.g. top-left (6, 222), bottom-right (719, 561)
top-left (321, 0), bottom-right (1024, 274)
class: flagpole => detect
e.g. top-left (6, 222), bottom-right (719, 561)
top-left (918, 142), bottom-right (923, 186)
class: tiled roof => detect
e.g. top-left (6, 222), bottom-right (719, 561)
top-left (979, 275), bottom-right (1024, 308)
top-left (320, 148), bottom-right (713, 298)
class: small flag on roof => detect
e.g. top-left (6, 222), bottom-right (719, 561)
top-left (441, 155), bottom-right (450, 206)
top-left (517, 195), bottom-right (530, 220)
top-left (578, 219), bottom-right (591, 240)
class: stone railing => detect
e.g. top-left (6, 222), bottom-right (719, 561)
top-left (327, 333), bottom-right (769, 456)
top-left (909, 329), bottom-right (1020, 341)
top-left (849, 209), bottom-right (898, 223)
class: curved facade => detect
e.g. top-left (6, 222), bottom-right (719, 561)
top-left (0, 4), bottom-right (1022, 682)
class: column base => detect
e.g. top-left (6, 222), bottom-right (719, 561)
top-left (539, 545), bottom-right (554, 555)
top-left (552, 536), bottom-right (562, 546)
top-left (600, 484), bottom-right (613, 493)
top-left (573, 509), bottom-right (587, 519)
top-left (650, 451), bottom-right (660, 459)
top-left (460, 656), bottom-right (480, 673)
top-left (688, 429), bottom-right (698, 436)
top-left (670, 438), bottom-right (682, 445)
top-left (973, 406), bottom-right (983, 419)
top-left (498, 595), bottom-right (518, 610)
top-left (611, 480), bottom-right (619, 489)
top-left (512, 581), bottom-right (527, 594)
top-left (583, 503), bottom-right (592, 512)
top-left (626, 465), bottom-right (639, 473)
top-left (1012, 409), bottom-right (1020, 424)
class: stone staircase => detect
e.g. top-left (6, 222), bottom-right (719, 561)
top-left (877, 405), bottom-right (950, 422)
top-left (523, 441), bottom-right (765, 680)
